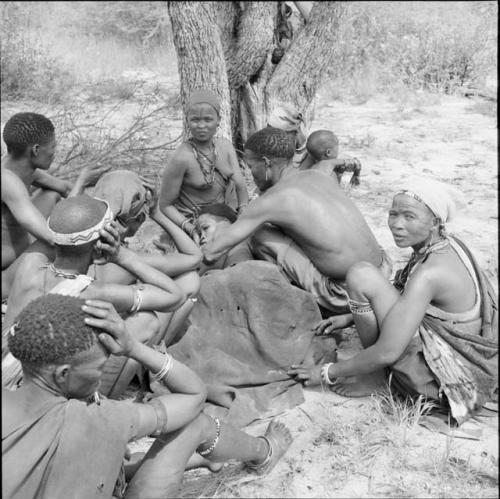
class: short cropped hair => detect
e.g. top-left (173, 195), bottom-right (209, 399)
top-left (49, 195), bottom-right (108, 235)
top-left (245, 127), bottom-right (295, 159)
top-left (198, 203), bottom-right (237, 223)
top-left (8, 295), bottom-right (100, 367)
top-left (3, 112), bottom-right (55, 159)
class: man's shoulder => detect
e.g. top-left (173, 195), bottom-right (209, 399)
top-left (1, 168), bottom-right (25, 193)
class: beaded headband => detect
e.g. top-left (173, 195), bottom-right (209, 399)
top-left (394, 190), bottom-right (439, 220)
top-left (47, 198), bottom-right (114, 246)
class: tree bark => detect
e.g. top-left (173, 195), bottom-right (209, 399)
top-left (265, 2), bottom-right (346, 112)
top-left (168, 1), bottom-right (232, 139)
top-left (168, 1), bottom-right (346, 150)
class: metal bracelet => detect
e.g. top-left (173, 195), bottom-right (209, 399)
top-left (197, 417), bottom-right (221, 457)
top-left (321, 363), bottom-right (335, 385)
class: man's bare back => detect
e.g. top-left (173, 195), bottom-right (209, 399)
top-left (257, 169), bottom-right (381, 279)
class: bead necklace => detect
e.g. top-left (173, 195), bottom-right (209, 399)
top-left (394, 237), bottom-right (451, 291)
top-left (189, 139), bottom-right (217, 185)
top-left (42, 262), bottom-right (79, 280)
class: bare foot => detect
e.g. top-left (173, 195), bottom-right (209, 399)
top-left (246, 419), bottom-right (293, 476)
top-left (330, 371), bottom-right (387, 398)
top-left (186, 453), bottom-right (224, 472)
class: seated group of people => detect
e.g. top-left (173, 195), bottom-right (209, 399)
top-left (2, 91), bottom-right (498, 498)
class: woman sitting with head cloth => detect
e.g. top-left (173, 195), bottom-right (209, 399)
top-left (159, 90), bottom-right (250, 244)
top-left (289, 176), bottom-right (498, 425)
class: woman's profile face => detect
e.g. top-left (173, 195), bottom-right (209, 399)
top-left (187, 104), bottom-right (220, 142)
top-left (388, 194), bottom-right (435, 248)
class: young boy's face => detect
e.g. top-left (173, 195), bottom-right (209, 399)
top-left (32, 133), bottom-right (56, 170)
top-left (196, 213), bottom-right (229, 246)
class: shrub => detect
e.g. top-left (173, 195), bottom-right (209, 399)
top-left (0, 2), bottom-right (75, 103)
top-left (330, 1), bottom-right (497, 96)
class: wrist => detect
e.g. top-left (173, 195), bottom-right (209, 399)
top-left (321, 362), bottom-right (337, 385)
top-left (126, 338), bottom-right (143, 359)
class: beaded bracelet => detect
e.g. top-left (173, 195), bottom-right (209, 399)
top-left (197, 417), bottom-right (221, 457)
top-left (321, 363), bottom-right (336, 385)
top-left (151, 353), bottom-right (173, 383)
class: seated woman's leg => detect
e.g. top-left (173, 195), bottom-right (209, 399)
top-left (345, 261), bottom-right (400, 348)
top-left (125, 413), bottom-right (291, 499)
top-left (330, 262), bottom-right (400, 398)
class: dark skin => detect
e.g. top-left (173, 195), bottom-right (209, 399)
top-left (159, 103), bottom-right (249, 243)
top-left (203, 150), bottom-right (382, 280)
top-left (288, 195), bottom-right (477, 396)
top-left (4, 221), bottom-right (185, 329)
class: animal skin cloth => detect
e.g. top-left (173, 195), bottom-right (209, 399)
top-left (2, 392), bottom-right (139, 499)
top-left (169, 260), bottom-right (322, 428)
top-left (93, 169), bottom-right (148, 221)
top-left (392, 235), bottom-right (498, 425)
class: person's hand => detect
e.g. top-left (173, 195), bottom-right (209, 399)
top-left (82, 300), bottom-right (137, 356)
top-left (140, 175), bottom-right (159, 216)
top-left (95, 220), bottom-right (122, 264)
top-left (287, 363), bottom-right (322, 387)
top-left (313, 314), bottom-right (353, 336)
top-left (184, 222), bottom-right (200, 246)
top-left (61, 180), bottom-right (73, 198)
top-left (79, 162), bottom-right (113, 188)
top-left (349, 158), bottom-right (361, 187)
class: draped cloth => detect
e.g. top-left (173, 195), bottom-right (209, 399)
top-left (392, 236), bottom-right (498, 425)
top-left (93, 170), bottom-right (148, 221)
top-left (169, 261), bottom-right (322, 428)
top-left (2, 391), bottom-right (139, 499)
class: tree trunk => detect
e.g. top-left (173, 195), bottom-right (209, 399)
top-left (168, 1), bottom-right (232, 139)
top-left (168, 1), bottom-right (345, 151)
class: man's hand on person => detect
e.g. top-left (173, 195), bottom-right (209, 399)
top-left (82, 300), bottom-right (137, 357)
top-left (95, 220), bottom-right (122, 264)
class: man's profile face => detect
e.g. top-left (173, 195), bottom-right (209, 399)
top-left (196, 213), bottom-right (229, 246)
top-left (32, 133), bottom-right (56, 170)
top-left (244, 149), bottom-right (271, 192)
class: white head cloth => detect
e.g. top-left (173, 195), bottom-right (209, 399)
top-left (395, 177), bottom-right (463, 223)
top-left (47, 198), bottom-right (114, 246)
top-left (268, 104), bottom-right (304, 132)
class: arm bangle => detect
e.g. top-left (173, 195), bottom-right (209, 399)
top-left (129, 284), bottom-right (144, 314)
top-left (197, 417), bottom-right (221, 457)
top-left (321, 363), bottom-right (336, 385)
top-left (181, 219), bottom-right (190, 232)
top-left (151, 353), bottom-right (173, 383)
top-left (148, 397), bottom-right (169, 437)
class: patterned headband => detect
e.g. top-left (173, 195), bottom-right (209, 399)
top-left (47, 198), bottom-right (114, 246)
top-left (395, 190), bottom-right (439, 220)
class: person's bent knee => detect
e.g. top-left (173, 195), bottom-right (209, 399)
top-left (178, 270), bottom-right (201, 298)
top-left (346, 261), bottom-right (381, 295)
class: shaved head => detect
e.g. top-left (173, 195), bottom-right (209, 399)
top-left (49, 195), bottom-right (108, 235)
top-left (306, 130), bottom-right (339, 161)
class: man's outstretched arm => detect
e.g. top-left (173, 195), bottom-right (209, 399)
top-left (202, 196), bottom-right (272, 264)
